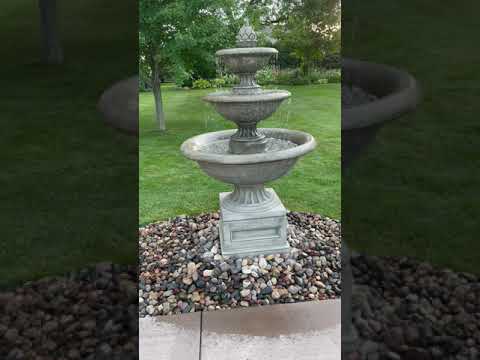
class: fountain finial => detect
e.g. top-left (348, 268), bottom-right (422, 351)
top-left (236, 19), bottom-right (257, 48)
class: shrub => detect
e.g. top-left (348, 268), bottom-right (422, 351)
top-left (323, 69), bottom-right (341, 83)
top-left (274, 69), bottom-right (312, 85)
top-left (256, 66), bottom-right (276, 85)
top-left (275, 69), bottom-right (296, 85)
top-left (175, 66), bottom-right (193, 88)
top-left (305, 69), bottom-right (341, 84)
top-left (187, 68), bottom-right (339, 88)
top-left (222, 73), bottom-right (239, 86)
top-left (321, 53), bottom-right (341, 69)
top-left (290, 76), bottom-right (310, 85)
top-left (192, 78), bottom-right (212, 89)
top-left (211, 78), bottom-right (226, 88)
top-left (307, 70), bottom-right (322, 83)
top-left (139, 77), bottom-right (151, 92)
top-left (272, 68), bottom-right (341, 85)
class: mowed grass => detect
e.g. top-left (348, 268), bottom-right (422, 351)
top-left (0, 0), bottom-right (137, 287)
top-left (140, 84), bottom-right (340, 225)
top-left (342, 0), bottom-right (480, 274)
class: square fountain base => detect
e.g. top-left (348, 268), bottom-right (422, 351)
top-left (219, 188), bottom-right (290, 257)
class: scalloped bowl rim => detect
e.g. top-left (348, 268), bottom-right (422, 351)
top-left (342, 58), bottom-right (421, 130)
top-left (203, 90), bottom-right (291, 103)
top-left (181, 128), bottom-right (316, 165)
top-left (216, 47), bottom-right (278, 57)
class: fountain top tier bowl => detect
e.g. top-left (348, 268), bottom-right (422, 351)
top-left (216, 47), bottom-right (278, 77)
top-left (214, 21), bottom-right (280, 96)
top-left (216, 47), bottom-right (278, 56)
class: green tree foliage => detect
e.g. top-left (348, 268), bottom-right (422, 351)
top-left (139, 0), bottom-right (240, 129)
top-left (139, 0), bottom-right (340, 129)
top-left (270, 0), bottom-right (341, 74)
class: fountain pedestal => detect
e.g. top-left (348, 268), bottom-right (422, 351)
top-left (219, 187), bottom-right (289, 256)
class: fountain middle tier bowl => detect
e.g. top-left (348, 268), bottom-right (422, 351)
top-left (181, 128), bottom-right (316, 185)
top-left (203, 90), bottom-right (291, 125)
top-left (216, 47), bottom-right (278, 74)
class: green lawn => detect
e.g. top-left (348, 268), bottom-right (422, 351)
top-left (0, 0), bottom-right (137, 287)
top-left (140, 84), bottom-right (340, 225)
top-left (343, 0), bottom-right (480, 274)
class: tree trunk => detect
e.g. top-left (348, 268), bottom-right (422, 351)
top-left (38, 0), bottom-right (63, 64)
top-left (150, 58), bottom-right (166, 131)
top-left (302, 57), bottom-right (310, 76)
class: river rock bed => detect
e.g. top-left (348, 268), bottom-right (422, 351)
top-left (139, 212), bottom-right (341, 317)
top-left (342, 84), bottom-right (378, 108)
top-left (0, 263), bottom-right (137, 360)
top-left (346, 255), bottom-right (480, 360)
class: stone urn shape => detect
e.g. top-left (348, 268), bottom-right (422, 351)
top-left (181, 21), bottom-right (316, 257)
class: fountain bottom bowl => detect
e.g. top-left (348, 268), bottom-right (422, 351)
top-left (181, 128), bottom-right (316, 186)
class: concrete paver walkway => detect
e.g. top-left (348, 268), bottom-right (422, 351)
top-left (140, 299), bottom-right (340, 360)
top-left (139, 312), bottom-right (201, 360)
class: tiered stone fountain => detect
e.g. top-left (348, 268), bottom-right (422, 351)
top-left (181, 22), bottom-right (316, 257)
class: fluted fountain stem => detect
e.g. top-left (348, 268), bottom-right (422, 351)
top-left (229, 124), bottom-right (268, 154)
top-left (230, 184), bottom-right (271, 204)
top-left (232, 124), bottom-right (263, 139)
top-left (231, 73), bottom-right (261, 95)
